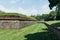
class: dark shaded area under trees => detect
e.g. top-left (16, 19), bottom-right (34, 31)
top-left (25, 27), bottom-right (59, 40)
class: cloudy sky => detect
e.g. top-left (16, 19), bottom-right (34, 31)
top-left (0, 0), bottom-right (55, 16)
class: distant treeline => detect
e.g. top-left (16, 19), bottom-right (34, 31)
top-left (31, 10), bottom-right (60, 21)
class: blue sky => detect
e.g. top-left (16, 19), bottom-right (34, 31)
top-left (0, 0), bottom-right (55, 16)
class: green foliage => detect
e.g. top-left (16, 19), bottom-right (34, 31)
top-left (27, 16), bottom-right (37, 20)
top-left (48, 0), bottom-right (59, 9)
top-left (46, 21), bottom-right (60, 28)
top-left (31, 11), bottom-right (56, 21)
top-left (35, 15), bottom-right (42, 21)
top-left (56, 4), bottom-right (60, 20)
top-left (46, 11), bottom-right (56, 20)
top-left (48, 0), bottom-right (60, 20)
top-left (41, 14), bottom-right (49, 21)
top-left (43, 11), bottom-right (57, 21)
top-left (0, 11), bottom-right (26, 17)
top-left (31, 14), bottom-right (46, 21)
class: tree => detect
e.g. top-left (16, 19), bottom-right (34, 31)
top-left (48, 0), bottom-right (60, 20)
top-left (43, 11), bottom-right (56, 21)
top-left (48, 0), bottom-right (59, 9)
top-left (31, 15), bottom-right (42, 21)
top-left (56, 3), bottom-right (60, 20)
top-left (41, 14), bottom-right (49, 21)
top-left (48, 11), bottom-right (56, 20)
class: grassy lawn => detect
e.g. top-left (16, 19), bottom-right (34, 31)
top-left (46, 21), bottom-right (60, 28)
top-left (46, 21), bottom-right (60, 24)
top-left (0, 23), bottom-right (58, 40)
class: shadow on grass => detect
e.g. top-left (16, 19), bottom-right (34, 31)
top-left (51, 22), bottom-right (60, 28)
top-left (25, 28), bottom-right (59, 40)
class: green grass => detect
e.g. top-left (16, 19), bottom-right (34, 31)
top-left (46, 21), bottom-right (60, 24)
top-left (46, 21), bottom-right (60, 28)
top-left (0, 23), bottom-right (58, 40)
top-left (0, 11), bottom-right (36, 20)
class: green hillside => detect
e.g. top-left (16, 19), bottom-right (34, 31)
top-left (0, 11), bottom-right (36, 20)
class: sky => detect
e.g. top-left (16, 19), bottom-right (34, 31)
top-left (0, 0), bottom-right (55, 16)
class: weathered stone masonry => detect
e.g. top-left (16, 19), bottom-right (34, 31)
top-left (0, 16), bottom-right (36, 29)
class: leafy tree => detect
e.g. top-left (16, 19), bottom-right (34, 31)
top-left (31, 11), bottom-right (56, 21)
top-left (48, 0), bottom-right (59, 9)
top-left (56, 3), bottom-right (60, 20)
top-left (48, 0), bottom-right (60, 20)
top-left (48, 11), bottom-right (56, 20)
top-left (31, 14), bottom-right (49, 21)
top-left (41, 14), bottom-right (49, 21)
top-left (31, 15), bottom-right (42, 21)
top-left (42, 11), bottom-right (56, 21)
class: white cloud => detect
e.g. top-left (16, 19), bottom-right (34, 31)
top-left (41, 4), bottom-right (51, 14)
top-left (0, 4), bottom-right (56, 16)
top-left (0, 5), bottom-right (17, 12)
top-left (0, 5), bottom-right (6, 11)
top-left (40, 3), bottom-right (56, 15)
top-left (0, 5), bottom-right (38, 16)
top-left (17, 7), bottom-right (38, 16)
top-left (39, 3), bottom-right (52, 15)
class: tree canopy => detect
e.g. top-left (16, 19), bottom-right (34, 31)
top-left (31, 11), bottom-right (56, 21)
top-left (48, 0), bottom-right (59, 9)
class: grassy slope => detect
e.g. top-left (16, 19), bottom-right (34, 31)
top-left (0, 12), bottom-right (36, 20)
top-left (46, 21), bottom-right (60, 28)
top-left (0, 23), bottom-right (58, 40)
top-left (46, 21), bottom-right (60, 24)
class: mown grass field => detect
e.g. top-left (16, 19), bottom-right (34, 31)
top-left (46, 21), bottom-right (60, 24)
top-left (0, 23), bottom-right (58, 40)
top-left (46, 21), bottom-right (60, 28)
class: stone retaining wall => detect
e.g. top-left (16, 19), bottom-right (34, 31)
top-left (0, 20), bottom-right (36, 29)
